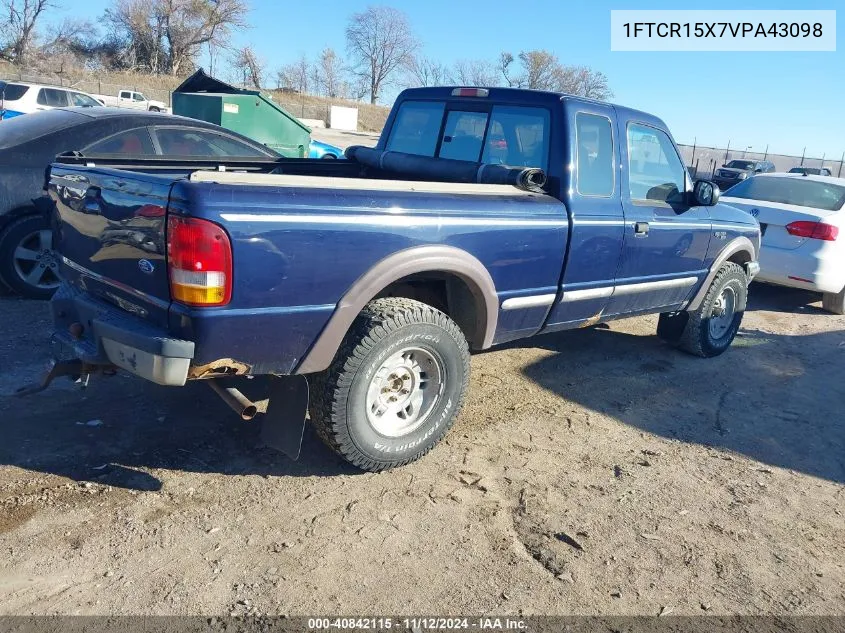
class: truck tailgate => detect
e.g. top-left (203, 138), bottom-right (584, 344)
top-left (49, 165), bottom-right (174, 328)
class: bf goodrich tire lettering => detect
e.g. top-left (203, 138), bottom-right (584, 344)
top-left (309, 297), bottom-right (470, 471)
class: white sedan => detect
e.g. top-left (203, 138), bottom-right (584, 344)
top-left (721, 173), bottom-right (845, 314)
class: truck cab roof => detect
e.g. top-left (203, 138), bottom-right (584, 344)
top-left (392, 86), bottom-right (668, 131)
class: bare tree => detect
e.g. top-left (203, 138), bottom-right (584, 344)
top-left (405, 55), bottom-right (448, 87)
top-left (318, 47), bottom-right (344, 98)
top-left (500, 49), bottom-right (559, 90)
top-left (0, 0), bottom-right (53, 64)
top-left (573, 66), bottom-right (612, 100)
top-left (232, 45), bottom-right (263, 89)
top-left (346, 5), bottom-right (416, 104)
top-left (500, 49), bottom-right (613, 100)
top-left (276, 53), bottom-right (310, 94)
top-left (451, 58), bottom-right (498, 87)
top-left (103, 0), bottom-right (247, 75)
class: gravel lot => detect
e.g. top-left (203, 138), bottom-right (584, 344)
top-left (0, 282), bottom-right (843, 616)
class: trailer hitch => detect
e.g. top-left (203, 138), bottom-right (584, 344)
top-left (15, 359), bottom-right (109, 397)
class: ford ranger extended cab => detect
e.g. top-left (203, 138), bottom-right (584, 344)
top-left (32, 87), bottom-right (760, 471)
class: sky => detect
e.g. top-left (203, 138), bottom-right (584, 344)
top-left (43, 0), bottom-right (843, 159)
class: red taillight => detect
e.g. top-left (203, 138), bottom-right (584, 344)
top-left (451, 87), bottom-right (489, 97)
top-left (167, 215), bottom-right (232, 306)
top-left (785, 220), bottom-right (839, 241)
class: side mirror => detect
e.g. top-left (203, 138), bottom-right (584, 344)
top-left (692, 180), bottom-right (721, 206)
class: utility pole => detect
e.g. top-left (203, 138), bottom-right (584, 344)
top-left (800, 147), bottom-right (806, 166)
top-left (838, 151), bottom-right (844, 178)
top-left (820, 153), bottom-right (826, 169)
top-left (724, 140), bottom-right (730, 165)
top-left (763, 144), bottom-right (769, 160)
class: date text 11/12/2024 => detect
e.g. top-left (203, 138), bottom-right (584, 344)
top-left (307, 617), bottom-right (528, 630)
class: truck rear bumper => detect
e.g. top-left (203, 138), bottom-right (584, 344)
top-left (51, 284), bottom-right (195, 386)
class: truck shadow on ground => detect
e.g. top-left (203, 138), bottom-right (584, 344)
top-left (515, 313), bottom-right (845, 484)
top-left (1, 286), bottom-right (843, 489)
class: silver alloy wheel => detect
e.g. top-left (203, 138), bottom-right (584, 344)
top-left (365, 346), bottom-right (445, 437)
top-left (709, 286), bottom-right (736, 339)
top-left (13, 229), bottom-right (60, 290)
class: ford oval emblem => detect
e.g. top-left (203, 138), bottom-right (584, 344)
top-left (138, 259), bottom-right (155, 274)
top-left (750, 208), bottom-right (759, 217)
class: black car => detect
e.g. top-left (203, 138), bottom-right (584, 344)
top-left (712, 159), bottom-right (776, 192)
top-left (0, 107), bottom-right (279, 298)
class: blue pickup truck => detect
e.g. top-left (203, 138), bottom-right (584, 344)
top-left (33, 87), bottom-right (760, 471)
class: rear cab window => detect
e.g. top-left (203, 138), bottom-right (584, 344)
top-left (385, 100), bottom-right (550, 170)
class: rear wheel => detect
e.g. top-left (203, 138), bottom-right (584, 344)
top-left (822, 287), bottom-right (845, 315)
top-left (309, 297), bottom-right (470, 471)
top-left (0, 215), bottom-right (61, 299)
top-left (149, 106), bottom-right (161, 112)
top-left (673, 262), bottom-right (748, 357)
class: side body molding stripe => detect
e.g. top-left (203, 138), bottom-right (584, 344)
top-left (295, 245), bottom-right (498, 374)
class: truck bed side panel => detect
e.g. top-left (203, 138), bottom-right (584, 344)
top-left (168, 180), bottom-right (569, 373)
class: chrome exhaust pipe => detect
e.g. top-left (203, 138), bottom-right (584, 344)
top-left (208, 380), bottom-right (258, 421)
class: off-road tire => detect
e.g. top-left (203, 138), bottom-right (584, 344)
top-left (676, 262), bottom-right (748, 357)
top-left (308, 297), bottom-right (471, 471)
top-left (822, 287), bottom-right (845, 315)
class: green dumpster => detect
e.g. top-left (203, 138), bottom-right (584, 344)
top-left (172, 69), bottom-right (311, 158)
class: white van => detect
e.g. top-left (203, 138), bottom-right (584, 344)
top-left (0, 81), bottom-right (101, 119)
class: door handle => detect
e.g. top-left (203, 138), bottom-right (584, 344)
top-left (634, 221), bottom-right (649, 237)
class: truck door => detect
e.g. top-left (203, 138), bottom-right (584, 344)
top-left (604, 119), bottom-right (711, 317)
top-left (543, 103), bottom-right (624, 330)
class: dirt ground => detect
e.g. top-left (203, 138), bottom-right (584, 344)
top-left (0, 283), bottom-right (843, 617)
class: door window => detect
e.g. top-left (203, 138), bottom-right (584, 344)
top-left (575, 112), bottom-right (614, 197)
top-left (133, 93), bottom-right (145, 102)
top-left (155, 128), bottom-right (270, 157)
top-left (120, 91), bottom-right (131, 99)
top-left (37, 88), bottom-right (70, 107)
top-left (627, 123), bottom-right (686, 204)
top-left (70, 92), bottom-right (100, 107)
top-left (85, 129), bottom-right (156, 155)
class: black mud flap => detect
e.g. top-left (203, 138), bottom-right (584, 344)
top-left (260, 375), bottom-right (309, 461)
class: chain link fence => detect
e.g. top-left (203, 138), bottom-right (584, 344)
top-left (679, 143), bottom-right (844, 179)
top-left (0, 64), bottom-right (175, 106)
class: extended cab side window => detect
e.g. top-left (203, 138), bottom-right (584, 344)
top-left (386, 101), bottom-right (445, 157)
top-left (575, 112), bottom-right (614, 197)
top-left (627, 123), bottom-right (686, 205)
